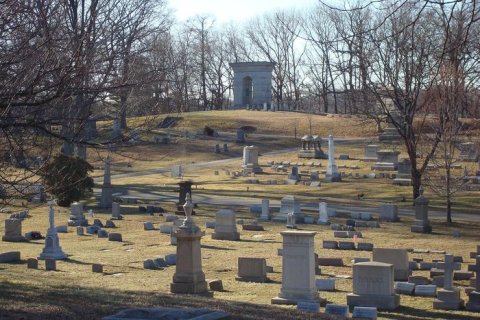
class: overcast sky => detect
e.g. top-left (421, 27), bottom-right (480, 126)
top-left (169, 0), bottom-right (321, 24)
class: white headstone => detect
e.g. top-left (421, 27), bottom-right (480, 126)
top-left (38, 202), bottom-right (66, 260)
top-left (317, 202), bottom-right (329, 225)
top-left (260, 199), bottom-right (270, 220)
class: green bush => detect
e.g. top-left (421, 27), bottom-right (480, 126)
top-left (41, 154), bottom-right (94, 207)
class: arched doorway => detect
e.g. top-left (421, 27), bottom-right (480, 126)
top-left (242, 76), bottom-right (253, 106)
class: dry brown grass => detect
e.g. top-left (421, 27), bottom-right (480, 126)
top-left (1, 202), bottom-right (480, 319)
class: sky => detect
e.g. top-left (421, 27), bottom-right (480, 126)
top-left (168, 0), bottom-right (321, 25)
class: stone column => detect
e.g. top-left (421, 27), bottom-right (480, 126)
top-left (100, 156), bottom-right (113, 208)
top-left (272, 231), bottom-right (320, 305)
top-left (326, 135), bottom-right (341, 182)
top-left (39, 202), bottom-right (66, 260)
top-left (170, 194), bottom-right (208, 294)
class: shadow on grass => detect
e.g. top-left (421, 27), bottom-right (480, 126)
top-left (380, 305), bottom-right (480, 320)
top-left (201, 244), bottom-right (236, 251)
top-left (0, 281), bottom-right (334, 320)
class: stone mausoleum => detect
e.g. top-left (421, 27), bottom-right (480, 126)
top-left (230, 62), bottom-right (275, 109)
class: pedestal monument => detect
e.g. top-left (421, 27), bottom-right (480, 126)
top-left (39, 201), bottom-right (66, 260)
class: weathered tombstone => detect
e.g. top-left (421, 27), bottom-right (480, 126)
top-left (411, 186), bottom-right (432, 233)
top-left (76, 226), bottom-right (84, 236)
top-left (100, 156), bottom-right (113, 209)
top-left (45, 259), bottom-right (56, 271)
top-left (393, 158), bottom-right (412, 186)
top-left (379, 205), bottom-right (399, 222)
top-left (325, 135), bottom-right (341, 182)
top-left (325, 304), bottom-right (349, 317)
top-left (236, 129), bottom-right (246, 143)
top-left (466, 255), bottom-right (480, 311)
top-left (144, 221), bottom-right (154, 231)
top-left (2, 218), bottom-right (26, 242)
top-left (459, 142), bottom-right (478, 162)
top-left (27, 258), bottom-right (38, 269)
top-left (364, 145), bottom-right (379, 162)
top-left (108, 233), bottom-right (122, 242)
top-left (223, 144), bottom-right (228, 152)
top-left (171, 165), bottom-right (183, 178)
top-left (273, 195), bottom-right (303, 222)
top-left (212, 209), bottom-right (240, 241)
top-left (92, 263), bottom-right (103, 273)
top-left (38, 202), bottom-right (66, 260)
top-left (373, 248), bottom-right (410, 281)
top-left (242, 146), bottom-right (262, 173)
top-left (170, 194), bottom-right (208, 294)
top-left (317, 202), bottom-right (330, 225)
top-left (0, 251), bottom-right (20, 263)
top-left (260, 199), bottom-right (270, 221)
top-left (288, 166), bottom-right (300, 182)
top-left (68, 202), bottom-right (88, 226)
top-left (415, 285), bottom-right (437, 297)
top-left (352, 306), bottom-right (378, 320)
top-left (316, 278), bottom-right (336, 291)
top-left (286, 212), bottom-right (296, 229)
top-left (433, 254), bottom-right (464, 310)
top-left (111, 202), bottom-right (123, 220)
top-left (347, 262), bottom-right (400, 310)
top-left (272, 231), bottom-right (321, 305)
top-left (214, 144), bottom-right (221, 153)
top-left (236, 257), bottom-right (268, 282)
top-left (372, 150), bottom-right (400, 171)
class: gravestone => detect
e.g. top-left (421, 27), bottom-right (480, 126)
top-left (112, 118), bottom-right (121, 139)
top-left (364, 145), bottom-right (379, 162)
top-left (317, 202), bottom-right (329, 225)
top-left (272, 231), bottom-right (320, 305)
top-left (2, 218), bottom-right (26, 242)
top-left (372, 150), bottom-right (400, 171)
top-left (433, 254), bottom-right (464, 310)
top-left (260, 199), bottom-right (270, 221)
top-left (100, 156), bottom-right (113, 209)
top-left (379, 205), bottom-right (399, 222)
top-left (466, 255), bottom-right (480, 311)
top-left (105, 219), bottom-right (115, 228)
top-left (393, 158), bottom-right (412, 186)
top-left (325, 135), bottom-right (341, 182)
top-left (273, 195), bottom-right (303, 223)
top-left (373, 248), bottom-right (410, 281)
top-left (286, 212), bottom-right (296, 229)
top-left (111, 202), bottom-right (123, 220)
top-left (236, 129), bottom-right (246, 143)
top-left (347, 261), bottom-right (400, 310)
top-left (236, 257), bottom-right (267, 282)
top-left (223, 144), bottom-right (228, 152)
top-left (45, 259), bottom-right (56, 271)
top-left (352, 306), bottom-right (377, 320)
top-left (170, 194), bottom-right (208, 294)
top-left (298, 135), bottom-right (327, 159)
top-left (411, 186), bottom-right (432, 233)
top-left (76, 226), bottom-right (84, 236)
top-left (27, 258), bottom-right (38, 269)
top-left (316, 278), bottom-right (335, 291)
top-left (288, 166), bottom-right (300, 182)
top-left (38, 202), bottom-right (66, 260)
top-left (297, 301), bottom-right (320, 313)
top-left (242, 146), bottom-right (262, 173)
top-left (171, 165), bottom-right (183, 178)
top-left (68, 202), bottom-right (88, 226)
top-left (214, 144), bottom-right (221, 153)
top-left (325, 304), bottom-right (349, 317)
top-left (212, 209), bottom-right (240, 241)
top-left (459, 142), bottom-right (478, 162)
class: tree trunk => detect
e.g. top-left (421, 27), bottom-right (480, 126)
top-left (120, 95), bottom-right (127, 129)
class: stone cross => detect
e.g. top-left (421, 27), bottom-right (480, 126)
top-left (443, 254), bottom-right (454, 290)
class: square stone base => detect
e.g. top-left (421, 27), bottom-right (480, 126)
top-left (347, 293), bottom-right (400, 310)
top-left (170, 281), bottom-right (208, 294)
top-left (211, 232), bottom-right (240, 241)
top-left (411, 225), bottom-right (432, 233)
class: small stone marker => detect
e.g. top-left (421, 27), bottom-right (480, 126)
top-left (92, 264), bottom-right (103, 273)
top-left (415, 285), bottom-right (437, 297)
top-left (395, 282), bottom-right (416, 295)
top-left (352, 306), bottom-right (378, 320)
top-left (144, 222), bottom-right (155, 230)
top-left (143, 259), bottom-right (155, 269)
top-left (338, 241), bottom-right (355, 250)
top-left (325, 304), bottom-right (349, 317)
top-left (27, 258), bottom-right (38, 269)
top-left (208, 279), bottom-right (223, 291)
top-left (379, 205), bottom-right (398, 222)
top-left (297, 301), bottom-right (320, 313)
top-left (97, 230), bottom-right (109, 238)
top-left (237, 257), bottom-right (267, 282)
top-left (318, 257), bottom-right (344, 266)
top-left (55, 225), bottom-right (68, 233)
top-left (104, 220), bottom-right (115, 228)
top-left (45, 259), bottom-right (56, 271)
top-left (408, 276), bottom-right (430, 285)
top-left (316, 278), bottom-right (335, 291)
top-left (159, 225), bottom-right (173, 234)
top-left (108, 233), bottom-right (122, 242)
top-left (93, 219), bottom-right (104, 228)
top-left (0, 251), bottom-right (21, 263)
top-left (323, 240), bottom-right (338, 249)
top-left (165, 253), bottom-right (176, 265)
top-left (357, 243), bottom-right (374, 251)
